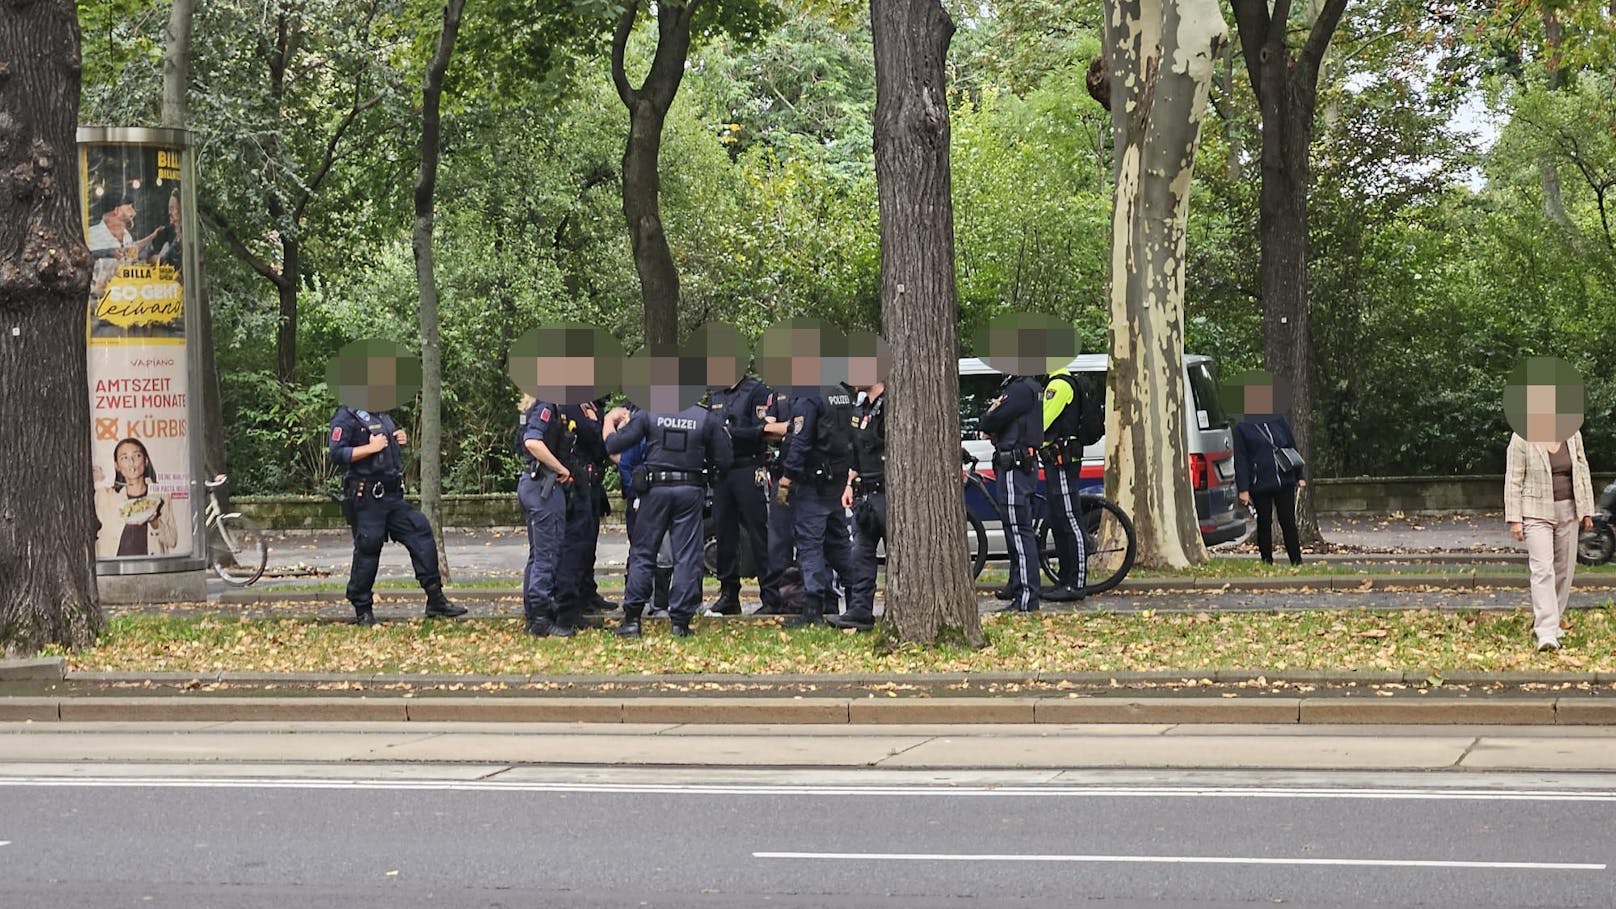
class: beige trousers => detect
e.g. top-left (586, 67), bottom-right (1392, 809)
top-left (1523, 498), bottom-right (1578, 643)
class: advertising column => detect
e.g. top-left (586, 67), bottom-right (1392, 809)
top-left (80, 127), bottom-right (206, 601)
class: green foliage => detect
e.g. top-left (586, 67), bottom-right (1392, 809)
top-left (74, 0), bottom-right (1616, 494)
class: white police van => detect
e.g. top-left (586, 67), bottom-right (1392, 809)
top-left (959, 353), bottom-right (1245, 552)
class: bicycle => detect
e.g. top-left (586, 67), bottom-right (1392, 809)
top-left (962, 449), bottom-right (1136, 596)
top-left (205, 475), bottom-right (268, 586)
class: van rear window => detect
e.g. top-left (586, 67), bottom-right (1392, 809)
top-left (1187, 361), bottom-right (1227, 429)
top-left (959, 374), bottom-right (1006, 438)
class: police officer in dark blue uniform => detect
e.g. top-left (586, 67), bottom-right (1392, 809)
top-left (977, 375), bottom-right (1044, 612)
top-left (517, 394), bottom-right (576, 636)
top-left (703, 374), bottom-right (777, 615)
top-left (829, 381), bottom-right (885, 631)
top-left (556, 401), bottom-right (610, 625)
top-left (776, 384), bottom-right (856, 628)
top-left (604, 400), bottom-right (733, 637)
top-left (614, 403), bottom-right (675, 614)
top-left (329, 407), bottom-right (467, 626)
top-left (756, 392), bottom-right (798, 615)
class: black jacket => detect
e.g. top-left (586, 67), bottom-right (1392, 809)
top-left (1234, 415), bottom-right (1307, 493)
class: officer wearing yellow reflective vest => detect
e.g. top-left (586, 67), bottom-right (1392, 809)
top-left (1040, 367), bottom-right (1100, 602)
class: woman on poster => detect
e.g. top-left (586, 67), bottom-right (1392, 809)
top-left (94, 438), bottom-right (179, 558)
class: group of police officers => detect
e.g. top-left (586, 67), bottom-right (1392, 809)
top-left (327, 346), bottom-right (1099, 636)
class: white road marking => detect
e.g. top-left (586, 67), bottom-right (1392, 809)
top-left (752, 852), bottom-right (1607, 871)
top-left (0, 777), bottom-right (1614, 802)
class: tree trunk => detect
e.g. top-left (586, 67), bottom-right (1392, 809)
top-left (622, 100), bottom-right (678, 346)
top-left (413, 0), bottom-right (466, 583)
top-left (612, 2), bottom-right (699, 348)
top-left (161, 0), bottom-right (195, 125)
top-left (161, 0), bottom-right (226, 490)
top-left (1231, 0), bottom-right (1349, 549)
top-left (1258, 102), bottom-right (1320, 544)
top-left (1537, 8), bottom-right (1577, 237)
top-left (274, 244), bottom-right (298, 386)
top-left (1100, 0), bottom-right (1224, 569)
top-left (0, 0), bottom-right (101, 652)
top-left (870, 0), bottom-right (981, 647)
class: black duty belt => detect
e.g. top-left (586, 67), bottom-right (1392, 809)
top-left (647, 470), bottom-right (704, 487)
top-left (992, 447), bottom-right (1037, 473)
top-left (350, 478), bottom-right (404, 498)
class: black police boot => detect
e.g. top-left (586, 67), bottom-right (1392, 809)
top-left (524, 604), bottom-right (553, 637)
top-left (670, 621), bottom-right (694, 638)
top-left (584, 592), bottom-right (616, 615)
top-left (550, 597), bottom-right (581, 638)
top-left (706, 582), bottom-right (742, 616)
top-left (994, 586), bottom-right (1015, 601)
top-left (424, 592), bottom-right (468, 619)
top-left (783, 595), bottom-right (825, 629)
top-left (615, 605), bottom-right (644, 638)
top-left (1041, 585), bottom-right (1086, 603)
top-left (826, 610), bottom-right (875, 632)
top-left (648, 568), bottom-right (672, 617)
top-left (753, 597), bottom-right (791, 616)
top-left (354, 609), bottom-right (377, 627)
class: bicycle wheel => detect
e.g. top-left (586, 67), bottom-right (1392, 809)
top-left (966, 511), bottom-right (988, 579)
top-left (211, 515), bottom-right (268, 586)
top-left (1077, 495), bottom-right (1136, 595)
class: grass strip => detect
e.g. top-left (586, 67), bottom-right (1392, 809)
top-left (53, 604), bottom-right (1616, 677)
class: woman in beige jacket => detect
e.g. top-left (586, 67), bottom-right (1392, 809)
top-left (1504, 431), bottom-right (1595, 651)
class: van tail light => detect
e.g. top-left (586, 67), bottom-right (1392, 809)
top-left (1189, 453), bottom-right (1208, 491)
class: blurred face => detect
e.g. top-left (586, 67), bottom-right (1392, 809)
top-left (168, 196), bottom-right (180, 225)
top-left (117, 202), bottom-right (136, 230)
top-left (115, 442), bottom-right (147, 482)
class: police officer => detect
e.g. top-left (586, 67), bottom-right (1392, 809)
top-left (703, 374), bottom-right (778, 615)
top-left (579, 397), bottom-right (618, 615)
top-left (614, 403), bottom-right (674, 615)
top-left (755, 392), bottom-right (798, 615)
top-left (329, 406), bottom-right (467, 626)
top-left (1039, 367), bottom-right (1090, 602)
top-left (776, 383), bottom-right (857, 628)
top-left (556, 400), bottom-right (611, 625)
top-left (829, 381), bottom-right (885, 631)
top-left (604, 399), bottom-right (733, 637)
top-left (977, 374), bottom-right (1044, 612)
top-left (516, 394), bottom-right (577, 635)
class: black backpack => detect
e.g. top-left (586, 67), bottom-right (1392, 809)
top-left (1057, 373), bottom-right (1104, 446)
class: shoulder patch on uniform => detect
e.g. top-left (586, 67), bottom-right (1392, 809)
top-left (331, 427), bottom-right (342, 442)
top-left (792, 415), bottom-right (804, 434)
top-left (537, 406), bottom-right (550, 423)
top-left (756, 405), bottom-right (767, 419)
top-left (1044, 388), bottom-right (1057, 400)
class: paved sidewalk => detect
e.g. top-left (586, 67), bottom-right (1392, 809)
top-left (255, 513), bottom-right (1528, 587)
top-left (4, 721), bottom-right (1616, 773)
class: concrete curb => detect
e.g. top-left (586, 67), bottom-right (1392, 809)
top-left (0, 658), bottom-right (66, 681)
top-left (5, 694), bottom-right (1616, 725)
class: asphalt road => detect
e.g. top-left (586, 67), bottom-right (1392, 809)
top-left (2, 772), bottom-right (1612, 907)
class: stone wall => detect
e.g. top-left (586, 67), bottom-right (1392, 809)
top-left (234, 475), bottom-right (1616, 530)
